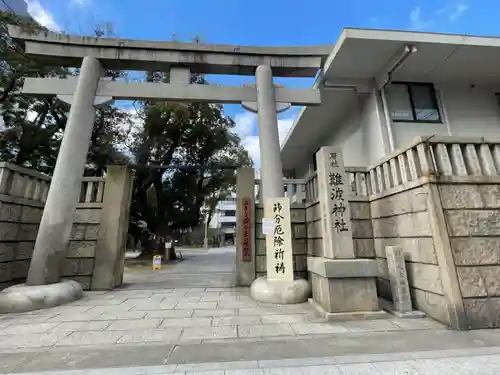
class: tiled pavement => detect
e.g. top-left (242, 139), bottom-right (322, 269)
top-left (6, 350), bottom-right (500, 374)
top-left (3, 247), bottom-right (500, 374)
top-left (0, 286), bottom-right (445, 351)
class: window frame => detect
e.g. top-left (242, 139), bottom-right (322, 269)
top-left (388, 82), bottom-right (442, 124)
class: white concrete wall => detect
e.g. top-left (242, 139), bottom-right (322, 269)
top-left (324, 100), bottom-right (366, 167)
top-left (439, 84), bottom-right (500, 137)
top-left (290, 82), bottom-right (500, 179)
top-left (390, 83), bottom-right (500, 150)
top-left (294, 92), bottom-right (388, 178)
top-left (360, 92), bottom-right (387, 165)
top-left (324, 93), bottom-right (386, 167)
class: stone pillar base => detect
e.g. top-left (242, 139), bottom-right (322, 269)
top-left (250, 277), bottom-right (311, 304)
top-left (0, 280), bottom-right (83, 314)
top-left (308, 257), bottom-right (387, 317)
top-left (379, 298), bottom-right (427, 319)
top-left (309, 298), bottom-right (389, 322)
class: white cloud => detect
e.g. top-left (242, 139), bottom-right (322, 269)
top-left (413, 2), bottom-right (470, 30)
top-left (409, 7), bottom-right (430, 30)
top-left (448, 3), bottom-right (469, 21)
top-left (233, 112), bottom-right (254, 139)
top-left (234, 111), bottom-right (295, 169)
top-left (25, 0), bottom-right (61, 32)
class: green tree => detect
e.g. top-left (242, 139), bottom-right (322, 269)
top-left (129, 72), bottom-right (251, 253)
top-left (0, 12), bottom-right (131, 175)
top-left (0, 11), bottom-right (70, 173)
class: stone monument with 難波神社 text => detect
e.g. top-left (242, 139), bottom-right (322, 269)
top-left (307, 145), bottom-right (387, 320)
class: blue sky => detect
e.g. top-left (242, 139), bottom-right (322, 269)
top-left (23, 0), bottom-right (500, 166)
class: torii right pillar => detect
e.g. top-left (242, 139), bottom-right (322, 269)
top-left (250, 65), bottom-right (311, 304)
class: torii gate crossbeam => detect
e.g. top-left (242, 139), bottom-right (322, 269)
top-left (6, 25), bottom-right (331, 296)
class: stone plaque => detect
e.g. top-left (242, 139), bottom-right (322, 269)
top-left (264, 197), bottom-right (294, 282)
top-left (386, 246), bottom-right (412, 313)
top-left (241, 197), bottom-right (252, 261)
top-left (316, 146), bottom-right (354, 259)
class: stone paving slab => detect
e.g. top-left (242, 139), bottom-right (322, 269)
top-left (0, 286), bottom-right (449, 354)
top-left (6, 349), bottom-right (500, 374)
top-left (1, 248), bottom-right (497, 374)
top-left (5, 328), bottom-right (500, 372)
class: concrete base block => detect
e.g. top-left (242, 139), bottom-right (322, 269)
top-left (0, 280), bottom-right (83, 314)
top-left (250, 277), bottom-right (311, 304)
top-left (309, 272), bottom-right (380, 313)
top-left (379, 298), bottom-right (427, 319)
top-left (309, 298), bottom-right (390, 322)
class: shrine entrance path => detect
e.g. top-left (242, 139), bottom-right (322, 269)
top-left (3, 246), bottom-right (500, 373)
top-left (122, 246), bottom-right (238, 290)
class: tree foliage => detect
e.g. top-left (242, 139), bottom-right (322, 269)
top-left (0, 11), bottom-right (130, 175)
top-left (129, 71), bottom-right (251, 245)
top-left (0, 14), bottom-right (252, 246)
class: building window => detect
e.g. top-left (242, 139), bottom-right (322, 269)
top-left (386, 82), bottom-right (441, 123)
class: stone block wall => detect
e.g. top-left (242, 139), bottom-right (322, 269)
top-left (370, 186), bottom-right (447, 323)
top-left (306, 201), bottom-right (322, 257)
top-left (62, 206), bottom-right (102, 289)
top-left (0, 202), bottom-right (42, 289)
top-left (0, 203), bottom-right (103, 291)
top-left (255, 204), bottom-right (308, 279)
top-left (307, 200), bottom-right (374, 259)
top-left (0, 163), bottom-right (106, 291)
top-left (350, 201), bottom-right (375, 259)
top-left (441, 184), bottom-right (500, 329)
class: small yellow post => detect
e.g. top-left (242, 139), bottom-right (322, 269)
top-left (152, 255), bottom-right (162, 270)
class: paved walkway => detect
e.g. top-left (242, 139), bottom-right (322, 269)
top-left (3, 247), bottom-right (500, 374)
top-left (122, 247), bottom-right (237, 289)
top-left (6, 350), bottom-right (500, 374)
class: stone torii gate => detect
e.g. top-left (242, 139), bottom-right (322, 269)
top-left (0, 25), bottom-right (330, 312)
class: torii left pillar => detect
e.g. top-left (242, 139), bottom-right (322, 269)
top-left (0, 57), bottom-right (110, 313)
top-left (27, 57), bottom-right (107, 285)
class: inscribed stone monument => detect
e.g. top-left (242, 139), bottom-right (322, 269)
top-left (386, 246), bottom-right (412, 313)
top-left (316, 146), bottom-right (354, 259)
top-left (241, 197), bottom-right (252, 262)
top-left (264, 197), bottom-right (294, 281)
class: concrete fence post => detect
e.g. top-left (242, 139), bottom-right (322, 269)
top-left (91, 166), bottom-right (133, 290)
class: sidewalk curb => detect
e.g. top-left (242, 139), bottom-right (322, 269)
top-left (7, 346), bottom-right (500, 375)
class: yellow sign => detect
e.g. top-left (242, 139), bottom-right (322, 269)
top-left (152, 255), bottom-right (162, 270)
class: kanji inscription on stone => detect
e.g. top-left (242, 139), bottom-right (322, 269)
top-left (386, 246), bottom-right (412, 313)
top-left (316, 146), bottom-right (354, 259)
top-left (264, 197), bottom-right (294, 281)
top-left (241, 197), bottom-right (252, 261)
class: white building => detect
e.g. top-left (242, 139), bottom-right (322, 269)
top-left (209, 194), bottom-right (237, 244)
top-left (281, 28), bottom-right (500, 176)
top-left (0, 0), bottom-right (29, 16)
